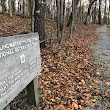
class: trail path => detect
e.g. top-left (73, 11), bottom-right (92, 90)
top-left (94, 26), bottom-right (110, 82)
top-left (84, 26), bottom-right (110, 110)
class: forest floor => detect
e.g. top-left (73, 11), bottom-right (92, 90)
top-left (0, 14), bottom-right (110, 110)
top-left (0, 13), bottom-right (31, 37)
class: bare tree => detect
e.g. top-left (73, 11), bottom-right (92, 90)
top-left (98, 0), bottom-right (102, 24)
top-left (93, 1), bottom-right (97, 23)
top-left (34, 0), bottom-right (46, 48)
top-left (9, 0), bottom-right (15, 17)
top-left (67, 0), bottom-right (80, 27)
top-left (1, 0), bottom-right (6, 13)
top-left (108, 0), bottom-right (110, 26)
top-left (85, 0), bottom-right (97, 24)
top-left (18, 0), bottom-right (23, 15)
top-left (28, 0), bottom-right (32, 17)
top-left (81, 1), bottom-right (84, 22)
top-left (23, 0), bottom-right (29, 17)
top-left (56, 0), bottom-right (65, 44)
top-left (103, 0), bottom-right (107, 24)
top-left (69, 0), bottom-right (75, 37)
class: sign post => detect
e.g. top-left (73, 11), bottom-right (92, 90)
top-left (0, 33), bottom-right (41, 110)
top-left (26, 77), bottom-right (39, 106)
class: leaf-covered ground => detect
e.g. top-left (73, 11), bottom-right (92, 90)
top-left (0, 13), bottom-right (31, 37)
top-left (38, 23), bottom-right (103, 110)
top-left (0, 14), bottom-right (109, 110)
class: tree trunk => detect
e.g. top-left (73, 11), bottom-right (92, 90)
top-left (28, 0), bottom-right (32, 17)
top-left (93, 1), bottom-right (97, 23)
top-left (1, 0), bottom-right (6, 13)
top-left (23, 0), bottom-right (29, 17)
top-left (103, 0), bottom-right (107, 24)
top-left (18, 0), bottom-right (23, 15)
top-left (108, 0), bottom-right (110, 26)
top-left (69, 0), bottom-right (76, 37)
top-left (79, 0), bottom-right (82, 22)
top-left (67, 0), bottom-right (80, 27)
top-left (98, 0), bottom-right (102, 24)
top-left (31, 0), bottom-right (35, 32)
top-left (85, 0), bottom-right (97, 24)
top-left (81, 1), bottom-right (84, 23)
top-left (56, 0), bottom-right (65, 44)
top-left (45, 0), bottom-right (47, 19)
top-left (9, 0), bottom-right (13, 17)
top-left (34, 0), bottom-right (46, 48)
top-left (18, 0), bottom-right (21, 14)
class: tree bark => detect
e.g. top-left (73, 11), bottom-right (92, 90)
top-left (23, 0), bottom-right (29, 17)
top-left (67, 0), bottom-right (80, 27)
top-left (31, 0), bottom-right (35, 32)
top-left (1, 0), bottom-right (6, 13)
top-left (9, 0), bottom-right (13, 17)
top-left (108, 0), bottom-right (110, 26)
top-left (56, 0), bottom-right (65, 44)
top-left (103, 0), bottom-right (107, 24)
top-left (98, 0), bottom-right (102, 24)
top-left (28, 0), bottom-right (32, 17)
top-left (69, 0), bottom-right (76, 37)
top-left (93, 1), bottom-right (97, 24)
top-left (18, 0), bottom-right (23, 15)
top-left (81, 1), bottom-right (84, 22)
top-left (34, 0), bottom-right (46, 48)
top-left (85, 0), bottom-right (97, 24)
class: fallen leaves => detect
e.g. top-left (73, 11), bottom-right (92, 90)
top-left (72, 101), bottom-right (79, 109)
top-left (38, 23), bottom-right (100, 109)
top-left (0, 13), bottom-right (31, 37)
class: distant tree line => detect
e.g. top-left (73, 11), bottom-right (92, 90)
top-left (0, 0), bottom-right (32, 17)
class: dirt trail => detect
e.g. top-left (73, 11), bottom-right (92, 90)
top-left (93, 26), bottom-right (110, 82)
top-left (86, 26), bottom-right (110, 110)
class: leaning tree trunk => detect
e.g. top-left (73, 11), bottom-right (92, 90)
top-left (34, 0), bottom-right (46, 48)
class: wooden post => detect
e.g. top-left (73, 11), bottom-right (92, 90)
top-left (3, 105), bottom-right (10, 110)
top-left (26, 76), bottom-right (39, 107)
